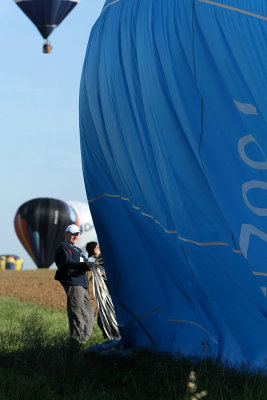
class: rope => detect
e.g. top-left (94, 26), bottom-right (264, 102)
top-left (92, 263), bottom-right (121, 340)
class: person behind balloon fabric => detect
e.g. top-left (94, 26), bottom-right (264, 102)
top-left (86, 242), bottom-right (105, 272)
top-left (86, 241), bottom-right (109, 338)
top-left (54, 224), bottom-right (94, 345)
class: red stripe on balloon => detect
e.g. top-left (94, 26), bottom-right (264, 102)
top-left (14, 212), bottom-right (27, 250)
top-left (14, 213), bottom-right (35, 261)
top-left (75, 210), bottom-right (80, 227)
top-left (20, 219), bottom-right (36, 261)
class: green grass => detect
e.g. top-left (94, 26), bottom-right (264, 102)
top-left (0, 296), bottom-right (267, 399)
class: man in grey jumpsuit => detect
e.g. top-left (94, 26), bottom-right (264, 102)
top-left (54, 224), bottom-right (94, 346)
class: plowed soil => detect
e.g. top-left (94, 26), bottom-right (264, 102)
top-left (0, 269), bottom-right (97, 311)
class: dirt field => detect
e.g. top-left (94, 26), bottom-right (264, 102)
top-left (0, 269), bottom-right (97, 311)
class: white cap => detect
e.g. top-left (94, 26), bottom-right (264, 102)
top-left (65, 224), bottom-right (80, 234)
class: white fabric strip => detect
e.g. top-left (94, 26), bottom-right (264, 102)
top-left (37, 25), bottom-right (57, 28)
top-left (197, 0), bottom-right (267, 21)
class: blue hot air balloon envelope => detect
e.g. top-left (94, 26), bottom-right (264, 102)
top-left (80, 0), bottom-right (267, 371)
top-left (13, 0), bottom-right (79, 52)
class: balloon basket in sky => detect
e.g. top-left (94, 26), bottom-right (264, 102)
top-left (14, 198), bottom-right (96, 269)
top-left (43, 40), bottom-right (52, 54)
top-left (79, 0), bottom-right (267, 372)
top-left (13, 0), bottom-right (80, 53)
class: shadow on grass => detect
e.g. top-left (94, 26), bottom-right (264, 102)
top-left (1, 343), bottom-right (267, 400)
top-left (0, 310), bottom-right (267, 400)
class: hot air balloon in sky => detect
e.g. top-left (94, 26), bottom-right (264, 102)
top-left (67, 201), bottom-right (97, 252)
top-left (13, 0), bottom-right (80, 53)
top-left (14, 198), bottom-right (79, 268)
top-left (79, 0), bottom-right (267, 370)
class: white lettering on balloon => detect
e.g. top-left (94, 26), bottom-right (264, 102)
top-left (54, 210), bottom-right (59, 225)
top-left (235, 99), bottom-right (267, 295)
top-left (238, 135), bottom-right (267, 258)
top-left (238, 134), bottom-right (267, 170)
top-left (238, 135), bottom-right (267, 256)
top-left (242, 181), bottom-right (267, 216)
top-left (79, 223), bottom-right (94, 234)
top-left (239, 224), bottom-right (267, 258)
top-left (238, 131), bottom-right (267, 296)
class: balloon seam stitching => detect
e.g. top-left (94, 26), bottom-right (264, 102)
top-left (197, 0), bottom-right (267, 21)
top-left (88, 194), bottom-right (243, 252)
top-left (253, 272), bottom-right (267, 276)
top-left (168, 319), bottom-right (218, 344)
top-left (101, 0), bottom-right (121, 14)
top-left (117, 308), bottom-right (161, 323)
top-left (118, 311), bottom-right (218, 345)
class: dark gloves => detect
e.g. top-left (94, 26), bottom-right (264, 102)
top-left (85, 261), bottom-right (93, 271)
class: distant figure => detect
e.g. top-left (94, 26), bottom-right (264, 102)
top-left (54, 224), bottom-right (94, 347)
top-left (86, 241), bottom-right (104, 272)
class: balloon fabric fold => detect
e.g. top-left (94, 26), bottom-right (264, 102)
top-left (79, 0), bottom-right (267, 371)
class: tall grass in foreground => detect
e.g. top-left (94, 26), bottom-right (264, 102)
top-left (0, 297), bottom-right (267, 400)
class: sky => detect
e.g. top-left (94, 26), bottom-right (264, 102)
top-left (0, 0), bottom-right (106, 269)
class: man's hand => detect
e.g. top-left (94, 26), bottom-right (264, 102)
top-left (85, 261), bottom-right (93, 271)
